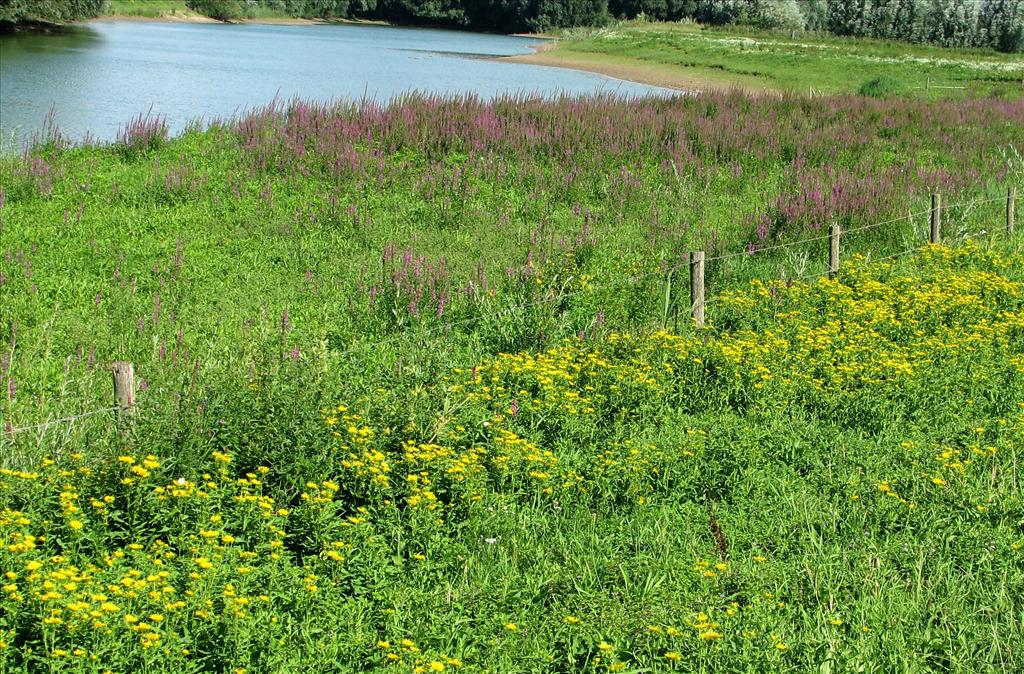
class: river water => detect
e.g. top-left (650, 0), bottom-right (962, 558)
top-left (0, 21), bottom-right (666, 144)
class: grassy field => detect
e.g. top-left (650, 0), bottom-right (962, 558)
top-left (1, 88), bottom-right (1022, 671)
top-left (516, 22), bottom-right (1024, 98)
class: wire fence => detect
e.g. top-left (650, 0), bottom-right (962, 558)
top-left (5, 407), bottom-right (120, 437)
top-left (2, 187), bottom-right (1018, 438)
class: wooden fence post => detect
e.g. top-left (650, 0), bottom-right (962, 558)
top-left (690, 251), bottom-right (705, 329)
top-left (829, 223), bottom-right (841, 279)
top-left (112, 362), bottom-right (136, 416)
top-left (1009, 186), bottom-right (1017, 236)
top-left (930, 193), bottom-right (942, 244)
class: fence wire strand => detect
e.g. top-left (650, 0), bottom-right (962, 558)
top-left (5, 407), bottom-right (120, 436)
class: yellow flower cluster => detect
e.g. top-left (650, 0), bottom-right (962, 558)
top-left (2, 242), bottom-right (1019, 670)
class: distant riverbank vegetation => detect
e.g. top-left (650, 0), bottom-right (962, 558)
top-left (3, 1), bottom-right (1022, 52)
top-left (0, 0), bottom-right (104, 28)
top-left (188, 0), bottom-right (1024, 52)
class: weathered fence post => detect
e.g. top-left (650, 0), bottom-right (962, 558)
top-left (930, 193), bottom-right (942, 244)
top-left (112, 361), bottom-right (136, 416)
top-left (829, 223), bottom-right (841, 279)
top-left (1009, 186), bottom-right (1017, 236)
top-left (690, 251), bottom-right (705, 329)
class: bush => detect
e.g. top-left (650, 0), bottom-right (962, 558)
top-left (185, 0), bottom-right (247, 21)
top-left (858, 75), bottom-right (907, 98)
top-left (757, 0), bottom-right (806, 31)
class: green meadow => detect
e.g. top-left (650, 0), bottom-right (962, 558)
top-left (541, 22), bottom-right (1024, 97)
top-left (1, 60), bottom-right (1022, 672)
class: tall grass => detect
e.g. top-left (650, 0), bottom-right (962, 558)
top-left (0, 90), bottom-right (1021, 672)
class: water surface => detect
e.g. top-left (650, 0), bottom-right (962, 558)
top-left (0, 21), bottom-right (667, 143)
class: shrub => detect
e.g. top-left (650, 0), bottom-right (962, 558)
top-left (858, 75), bottom-right (907, 98)
top-left (185, 0), bottom-right (247, 22)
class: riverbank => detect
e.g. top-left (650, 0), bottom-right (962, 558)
top-left (515, 23), bottom-right (1024, 99)
top-left (95, 0), bottom-right (389, 26)
top-left (92, 14), bottom-right (389, 27)
top-left (3, 91), bottom-right (1022, 674)
top-left (505, 41), bottom-right (770, 94)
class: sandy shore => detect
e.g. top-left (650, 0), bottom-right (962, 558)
top-left (91, 13), bottom-right (217, 24)
top-left (91, 14), bottom-right (388, 26)
top-left (505, 42), bottom-right (772, 94)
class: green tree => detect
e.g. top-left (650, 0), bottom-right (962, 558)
top-left (0, 0), bottom-right (104, 26)
top-left (185, 0), bottom-right (248, 21)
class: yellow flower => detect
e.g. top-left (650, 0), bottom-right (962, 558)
top-left (665, 651), bottom-right (682, 661)
top-left (597, 641), bottom-right (613, 651)
top-left (428, 662), bottom-right (445, 672)
top-left (504, 622), bottom-right (518, 631)
top-left (563, 615), bottom-right (581, 625)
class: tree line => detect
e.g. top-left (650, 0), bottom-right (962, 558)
top-left (189, 0), bottom-right (1024, 52)
top-left (0, 0), bottom-right (104, 27)
top-left (1, 0), bottom-right (1021, 52)
top-left (197, 0), bottom-right (1024, 52)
